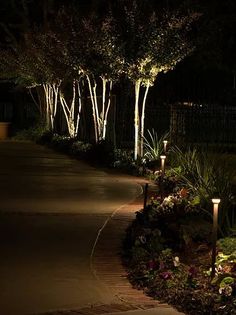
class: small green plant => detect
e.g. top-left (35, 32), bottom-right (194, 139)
top-left (143, 129), bottom-right (169, 162)
top-left (14, 123), bottom-right (51, 142)
top-left (217, 238), bottom-right (236, 255)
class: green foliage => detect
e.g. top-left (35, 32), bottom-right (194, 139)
top-left (143, 129), bottom-right (169, 162)
top-left (113, 149), bottom-right (146, 175)
top-left (81, 14), bottom-right (125, 81)
top-left (122, 2), bottom-right (199, 86)
top-left (170, 146), bottom-right (235, 235)
top-left (13, 123), bottom-right (51, 142)
top-left (50, 134), bottom-right (75, 153)
top-left (70, 141), bottom-right (92, 157)
top-left (125, 197), bottom-right (236, 315)
top-left (217, 238), bottom-right (236, 255)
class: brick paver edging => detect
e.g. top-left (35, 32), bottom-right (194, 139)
top-left (90, 181), bottom-right (169, 310)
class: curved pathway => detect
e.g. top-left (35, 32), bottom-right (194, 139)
top-left (0, 141), bottom-right (142, 315)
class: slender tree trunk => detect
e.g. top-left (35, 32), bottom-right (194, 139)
top-left (43, 82), bottom-right (60, 132)
top-left (134, 80), bottom-right (141, 160)
top-left (43, 84), bottom-right (51, 130)
top-left (86, 75), bottom-right (98, 143)
top-left (52, 82), bottom-right (60, 132)
top-left (75, 80), bottom-right (82, 137)
top-left (103, 81), bottom-right (113, 140)
top-left (49, 85), bottom-right (54, 130)
top-left (59, 80), bottom-right (82, 139)
top-left (87, 76), bottom-right (113, 142)
top-left (140, 82), bottom-right (150, 157)
top-left (92, 80), bottom-right (101, 140)
top-left (101, 78), bottom-right (106, 128)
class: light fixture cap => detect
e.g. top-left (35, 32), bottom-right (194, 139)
top-left (212, 198), bottom-right (221, 204)
top-left (163, 140), bottom-right (168, 144)
top-left (160, 155), bottom-right (166, 160)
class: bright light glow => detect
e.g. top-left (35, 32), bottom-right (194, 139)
top-left (211, 199), bottom-right (221, 204)
top-left (160, 155), bottom-right (166, 174)
top-left (163, 140), bottom-right (168, 153)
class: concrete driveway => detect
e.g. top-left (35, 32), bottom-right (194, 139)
top-left (0, 141), bottom-right (142, 315)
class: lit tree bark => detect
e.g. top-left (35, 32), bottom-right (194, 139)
top-left (59, 79), bottom-right (82, 138)
top-left (134, 80), bottom-right (141, 160)
top-left (86, 75), bottom-right (99, 143)
top-left (75, 80), bottom-right (82, 137)
top-left (92, 81), bottom-right (101, 139)
top-left (43, 82), bottom-right (60, 131)
top-left (43, 83), bottom-right (51, 130)
top-left (102, 80), bottom-right (113, 140)
top-left (87, 75), bottom-right (113, 142)
top-left (140, 82), bottom-right (150, 157)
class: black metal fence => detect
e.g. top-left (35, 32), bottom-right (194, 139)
top-left (1, 97), bottom-right (236, 146)
top-left (170, 103), bottom-right (236, 145)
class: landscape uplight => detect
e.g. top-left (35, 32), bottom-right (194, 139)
top-left (160, 155), bottom-right (166, 176)
top-left (211, 198), bottom-right (221, 279)
top-left (163, 140), bottom-right (168, 154)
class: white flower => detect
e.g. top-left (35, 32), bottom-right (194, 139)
top-left (219, 285), bottom-right (233, 296)
top-left (139, 235), bottom-right (146, 244)
top-left (173, 256), bottom-right (180, 267)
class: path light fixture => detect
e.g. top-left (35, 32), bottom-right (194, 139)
top-left (211, 198), bottom-right (221, 279)
top-left (163, 140), bottom-right (168, 154)
top-left (143, 183), bottom-right (149, 210)
top-left (160, 155), bottom-right (166, 176)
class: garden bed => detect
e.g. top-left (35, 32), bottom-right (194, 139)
top-left (124, 152), bottom-right (236, 315)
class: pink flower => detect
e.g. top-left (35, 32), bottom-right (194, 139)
top-left (148, 260), bottom-right (157, 270)
top-left (160, 271), bottom-right (172, 280)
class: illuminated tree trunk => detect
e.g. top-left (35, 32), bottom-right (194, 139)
top-left (134, 80), bottom-right (141, 160)
top-left (87, 75), bottom-right (113, 142)
top-left (59, 79), bottom-right (82, 138)
top-left (43, 82), bottom-right (60, 131)
top-left (140, 82), bottom-right (150, 157)
top-left (86, 75), bottom-right (99, 143)
top-left (43, 84), bottom-right (51, 129)
top-left (101, 78), bottom-right (113, 140)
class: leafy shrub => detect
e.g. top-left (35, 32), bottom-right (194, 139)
top-left (217, 238), bottom-right (236, 255)
top-left (113, 148), bottom-right (146, 175)
top-left (14, 123), bottom-right (52, 142)
top-left (70, 141), bottom-right (92, 158)
top-left (50, 134), bottom-right (75, 153)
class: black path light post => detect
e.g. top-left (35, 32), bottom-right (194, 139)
top-left (143, 183), bottom-right (149, 210)
top-left (211, 198), bottom-right (221, 279)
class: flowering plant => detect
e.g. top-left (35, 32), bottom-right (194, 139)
top-left (149, 188), bottom-right (200, 219)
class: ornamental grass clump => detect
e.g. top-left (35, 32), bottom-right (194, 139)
top-left (143, 129), bottom-right (169, 162)
top-left (170, 146), bottom-right (235, 235)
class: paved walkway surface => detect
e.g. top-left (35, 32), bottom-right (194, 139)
top-left (0, 141), bottom-right (184, 315)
